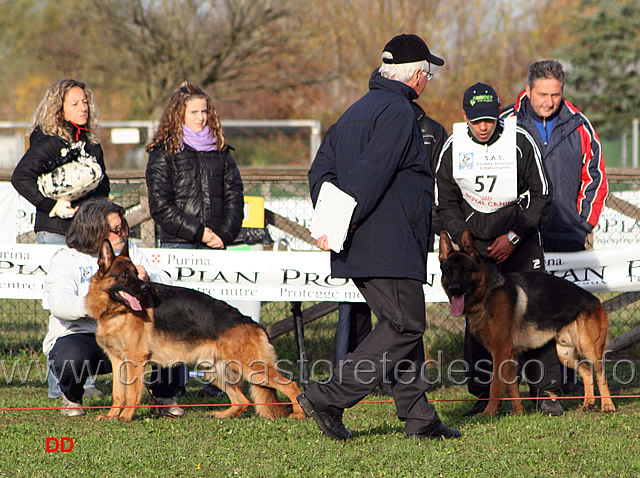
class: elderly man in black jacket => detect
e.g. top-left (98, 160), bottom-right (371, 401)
top-left (331, 67), bottom-right (448, 390)
top-left (297, 34), bottom-right (460, 441)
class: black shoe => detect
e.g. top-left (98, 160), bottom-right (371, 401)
top-left (377, 381), bottom-right (393, 397)
top-left (406, 422), bottom-right (461, 441)
top-left (297, 393), bottom-right (353, 441)
top-left (539, 391), bottom-right (564, 416)
top-left (198, 383), bottom-right (225, 397)
top-left (462, 395), bottom-right (489, 417)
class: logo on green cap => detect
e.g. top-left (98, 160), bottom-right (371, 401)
top-left (469, 94), bottom-right (494, 107)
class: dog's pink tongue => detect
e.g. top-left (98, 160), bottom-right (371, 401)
top-left (122, 292), bottom-right (142, 311)
top-left (450, 295), bottom-right (465, 317)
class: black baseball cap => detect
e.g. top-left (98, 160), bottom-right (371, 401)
top-left (382, 34), bottom-right (444, 66)
top-left (462, 82), bottom-right (500, 121)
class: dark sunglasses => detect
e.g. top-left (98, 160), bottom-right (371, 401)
top-left (109, 224), bottom-right (125, 235)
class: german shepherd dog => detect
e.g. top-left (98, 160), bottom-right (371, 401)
top-left (438, 230), bottom-right (616, 416)
top-left (85, 240), bottom-right (305, 422)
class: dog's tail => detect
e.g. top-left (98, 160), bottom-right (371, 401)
top-left (250, 385), bottom-right (290, 418)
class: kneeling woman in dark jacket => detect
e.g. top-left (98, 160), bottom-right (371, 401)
top-left (145, 82), bottom-right (244, 250)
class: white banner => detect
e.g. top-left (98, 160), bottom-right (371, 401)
top-left (592, 190), bottom-right (640, 248)
top-left (0, 183), bottom-right (17, 244)
top-left (1, 244), bottom-right (640, 303)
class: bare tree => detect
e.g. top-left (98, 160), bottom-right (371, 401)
top-left (0, 0), bottom-right (583, 128)
top-left (87, 0), bottom-right (320, 116)
top-left (0, 0), bottom-right (93, 118)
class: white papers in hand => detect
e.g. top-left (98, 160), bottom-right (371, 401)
top-left (309, 182), bottom-right (357, 253)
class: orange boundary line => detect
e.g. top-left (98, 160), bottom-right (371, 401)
top-left (1, 395), bottom-right (637, 412)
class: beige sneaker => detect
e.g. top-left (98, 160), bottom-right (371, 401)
top-left (61, 394), bottom-right (85, 417)
top-left (152, 397), bottom-right (184, 418)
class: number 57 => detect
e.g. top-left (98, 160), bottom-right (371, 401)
top-left (475, 175), bottom-right (497, 192)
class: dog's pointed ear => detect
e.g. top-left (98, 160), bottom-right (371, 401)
top-left (438, 231), bottom-right (455, 261)
top-left (460, 229), bottom-right (479, 256)
top-left (119, 239), bottom-right (130, 259)
top-left (98, 239), bottom-right (115, 272)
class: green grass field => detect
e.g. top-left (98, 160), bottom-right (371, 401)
top-left (1, 353), bottom-right (639, 477)
top-left (2, 298), bottom-right (639, 476)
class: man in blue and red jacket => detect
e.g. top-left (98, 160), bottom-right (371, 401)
top-left (501, 60), bottom-right (608, 253)
top-left (502, 60), bottom-right (608, 397)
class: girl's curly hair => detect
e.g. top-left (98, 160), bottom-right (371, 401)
top-left (32, 79), bottom-right (99, 144)
top-left (146, 82), bottom-right (226, 154)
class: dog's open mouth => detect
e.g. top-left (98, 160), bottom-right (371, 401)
top-left (115, 290), bottom-right (142, 312)
top-left (449, 295), bottom-right (465, 317)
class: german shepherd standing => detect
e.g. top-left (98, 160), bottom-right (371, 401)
top-left (85, 240), bottom-right (305, 422)
top-left (438, 230), bottom-right (616, 416)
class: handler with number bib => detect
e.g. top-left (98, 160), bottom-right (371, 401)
top-left (435, 82), bottom-right (565, 417)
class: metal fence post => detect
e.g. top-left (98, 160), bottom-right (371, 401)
top-left (273, 238), bottom-right (308, 388)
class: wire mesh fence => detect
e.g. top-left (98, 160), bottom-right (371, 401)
top-left (2, 168), bottom-right (640, 370)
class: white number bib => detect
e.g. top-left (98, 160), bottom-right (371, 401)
top-left (452, 116), bottom-right (518, 213)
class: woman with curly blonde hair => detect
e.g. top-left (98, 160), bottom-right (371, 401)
top-left (11, 78), bottom-right (110, 243)
top-left (11, 78), bottom-right (109, 402)
top-left (33, 79), bottom-right (100, 144)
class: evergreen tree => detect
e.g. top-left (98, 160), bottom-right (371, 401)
top-left (558, 0), bottom-right (640, 137)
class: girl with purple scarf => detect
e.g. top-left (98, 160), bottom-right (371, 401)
top-left (145, 82), bottom-right (245, 398)
top-left (145, 82), bottom-right (244, 250)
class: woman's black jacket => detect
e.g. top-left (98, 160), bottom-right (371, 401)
top-left (145, 144), bottom-right (244, 247)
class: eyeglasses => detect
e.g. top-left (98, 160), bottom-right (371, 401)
top-left (421, 70), bottom-right (433, 81)
top-left (109, 224), bottom-right (125, 235)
